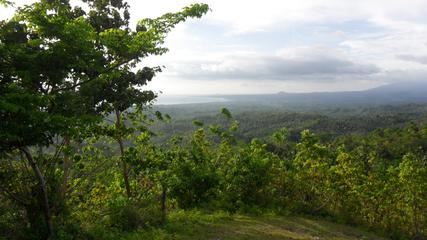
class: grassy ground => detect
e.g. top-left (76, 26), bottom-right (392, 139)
top-left (120, 211), bottom-right (386, 240)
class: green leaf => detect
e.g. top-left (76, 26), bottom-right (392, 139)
top-left (221, 107), bottom-right (232, 119)
top-left (192, 120), bottom-right (204, 127)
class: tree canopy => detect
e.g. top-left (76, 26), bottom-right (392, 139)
top-left (0, 0), bottom-right (208, 238)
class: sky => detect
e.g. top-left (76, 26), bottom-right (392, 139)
top-left (2, 0), bottom-right (427, 95)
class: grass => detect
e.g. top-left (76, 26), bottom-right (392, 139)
top-left (120, 210), bottom-right (386, 240)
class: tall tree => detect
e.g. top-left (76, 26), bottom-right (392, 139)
top-left (78, 0), bottom-right (209, 198)
top-left (0, 0), bottom-right (208, 237)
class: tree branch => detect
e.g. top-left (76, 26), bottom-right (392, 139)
top-left (52, 58), bottom-right (134, 93)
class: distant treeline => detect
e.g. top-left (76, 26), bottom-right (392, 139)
top-left (152, 103), bottom-right (427, 142)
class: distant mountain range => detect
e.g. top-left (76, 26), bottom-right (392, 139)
top-left (154, 81), bottom-right (427, 120)
top-left (366, 81), bottom-right (427, 94)
top-left (220, 81), bottom-right (427, 107)
top-left (155, 81), bottom-right (427, 110)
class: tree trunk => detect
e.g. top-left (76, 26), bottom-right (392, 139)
top-left (20, 147), bottom-right (54, 239)
top-left (115, 110), bottom-right (132, 198)
top-left (412, 191), bottom-right (420, 238)
top-left (60, 136), bottom-right (71, 199)
top-left (161, 184), bottom-right (167, 224)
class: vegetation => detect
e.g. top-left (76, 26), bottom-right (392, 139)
top-left (98, 210), bottom-right (386, 240)
top-left (0, 0), bottom-right (208, 238)
top-left (1, 1), bottom-right (427, 240)
top-left (153, 103), bottom-right (427, 142)
top-left (2, 102), bottom-right (427, 239)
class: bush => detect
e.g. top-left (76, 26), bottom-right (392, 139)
top-left (106, 199), bottom-right (144, 231)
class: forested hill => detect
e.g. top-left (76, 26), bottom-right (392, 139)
top-left (152, 103), bottom-right (427, 143)
top-left (155, 81), bottom-right (427, 117)
top-left (152, 82), bottom-right (427, 142)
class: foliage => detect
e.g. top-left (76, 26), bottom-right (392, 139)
top-left (1, 1), bottom-right (427, 239)
top-left (87, 210), bottom-right (385, 240)
top-left (0, 0), bottom-right (208, 238)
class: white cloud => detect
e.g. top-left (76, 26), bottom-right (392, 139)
top-left (398, 54), bottom-right (427, 65)
top-left (190, 0), bottom-right (427, 34)
top-left (159, 46), bottom-right (379, 81)
top-left (3, 0), bottom-right (427, 94)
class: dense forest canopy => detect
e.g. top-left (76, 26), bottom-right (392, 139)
top-left (1, 1), bottom-right (427, 240)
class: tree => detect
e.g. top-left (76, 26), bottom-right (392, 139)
top-left (398, 153), bottom-right (427, 238)
top-left (0, 0), bottom-right (208, 237)
top-left (1, 2), bottom-right (102, 236)
top-left (79, 0), bottom-right (209, 198)
top-left (292, 130), bottom-right (333, 213)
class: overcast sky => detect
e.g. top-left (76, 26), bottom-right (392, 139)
top-left (2, 0), bottom-right (427, 95)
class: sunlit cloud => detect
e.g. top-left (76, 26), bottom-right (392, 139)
top-left (3, 0), bottom-right (427, 94)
